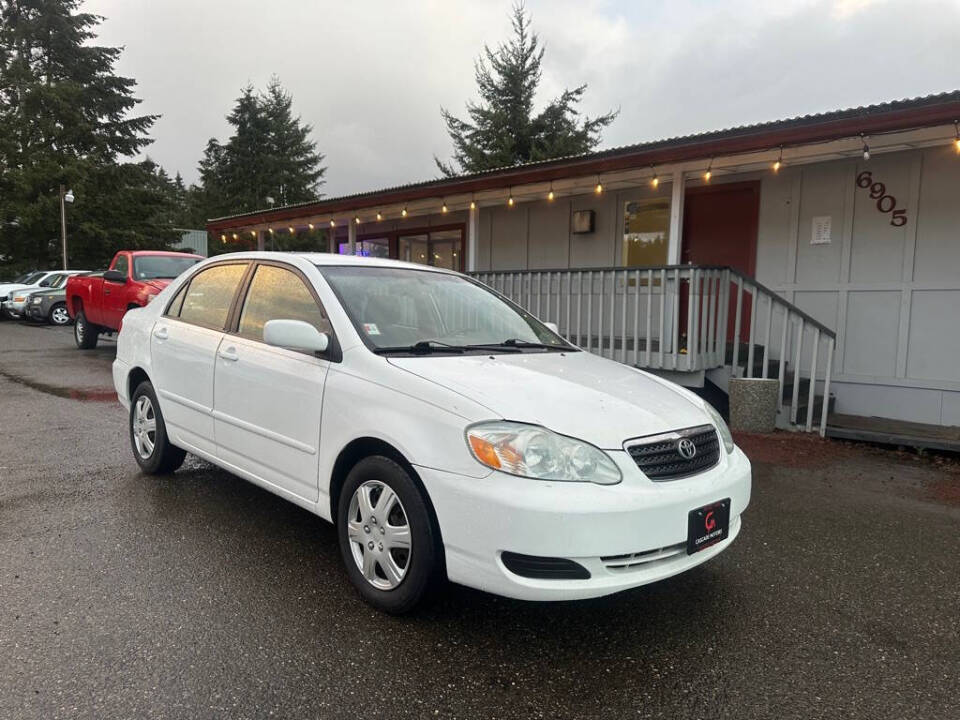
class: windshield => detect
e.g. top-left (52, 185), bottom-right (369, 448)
top-left (21, 272), bottom-right (44, 285)
top-left (319, 265), bottom-right (571, 353)
top-left (133, 255), bottom-right (201, 280)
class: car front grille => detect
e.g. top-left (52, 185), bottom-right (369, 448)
top-left (601, 542), bottom-right (687, 571)
top-left (624, 424), bottom-right (720, 480)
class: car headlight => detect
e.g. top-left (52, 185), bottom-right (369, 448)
top-left (32, 297), bottom-right (42, 304)
top-left (704, 402), bottom-right (735, 454)
top-left (466, 421), bottom-right (621, 485)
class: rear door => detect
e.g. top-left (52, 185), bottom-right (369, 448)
top-left (212, 262), bottom-right (332, 502)
top-left (150, 262), bottom-right (249, 457)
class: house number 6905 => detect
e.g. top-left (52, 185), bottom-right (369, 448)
top-left (856, 171), bottom-right (907, 226)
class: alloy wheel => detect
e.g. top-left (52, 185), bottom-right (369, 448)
top-left (51, 306), bottom-right (70, 325)
top-left (132, 395), bottom-right (157, 460)
top-left (346, 480), bottom-right (412, 590)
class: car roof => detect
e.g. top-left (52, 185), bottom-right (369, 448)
top-left (207, 251), bottom-right (457, 274)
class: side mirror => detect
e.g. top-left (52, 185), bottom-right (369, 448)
top-left (103, 269), bottom-right (126, 283)
top-left (544, 321), bottom-right (560, 334)
top-left (263, 319), bottom-right (329, 354)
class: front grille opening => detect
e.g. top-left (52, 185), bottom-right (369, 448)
top-left (601, 542), bottom-right (686, 570)
top-left (626, 424), bottom-right (720, 480)
top-left (501, 551), bottom-right (591, 580)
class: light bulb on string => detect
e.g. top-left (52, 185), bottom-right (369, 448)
top-left (773, 146), bottom-right (783, 172)
top-left (861, 134), bottom-right (870, 161)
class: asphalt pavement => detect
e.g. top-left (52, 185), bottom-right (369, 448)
top-left (0, 320), bottom-right (957, 719)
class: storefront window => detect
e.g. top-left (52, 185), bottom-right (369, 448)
top-left (623, 199), bottom-right (670, 267)
top-left (338, 238), bottom-right (390, 258)
top-left (399, 230), bottom-right (463, 270)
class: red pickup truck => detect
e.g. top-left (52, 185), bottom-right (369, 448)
top-left (67, 250), bottom-right (203, 349)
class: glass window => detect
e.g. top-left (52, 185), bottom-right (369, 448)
top-left (238, 265), bottom-right (331, 341)
top-left (113, 255), bottom-right (129, 278)
top-left (339, 238), bottom-right (390, 258)
top-left (178, 263), bottom-right (247, 329)
top-left (399, 230), bottom-right (463, 270)
top-left (320, 266), bottom-right (569, 352)
top-left (166, 283), bottom-right (188, 318)
top-left (133, 255), bottom-right (201, 280)
top-left (623, 199), bottom-right (670, 267)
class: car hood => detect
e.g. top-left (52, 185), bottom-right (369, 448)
top-left (387, 351), bottom-right (709, 449)
top-left (141, 279), bottom-right (171, 292)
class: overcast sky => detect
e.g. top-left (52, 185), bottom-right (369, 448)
top-left (83, 0), bottom-right (960, 197)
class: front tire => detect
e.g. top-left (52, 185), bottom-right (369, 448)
top-left (74, 309), bottom-right (99, 349)
top-left (337, 456), bottom-right (441, 614)
top-left (129, 381), bottom-right (186, 474)
top-left (49, 303), bottom-right (71, 326)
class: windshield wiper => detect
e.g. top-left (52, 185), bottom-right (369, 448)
top-left (373, 340), bottom-right (466, 355)
top-left (470, 338), bottom-right (566, 351)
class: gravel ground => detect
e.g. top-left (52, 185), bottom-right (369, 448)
top-left (0, 320), bottom-right (957, 720)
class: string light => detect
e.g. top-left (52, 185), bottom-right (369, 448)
top-left (507, 188), bottom-right (514, 207)
top-left (329, 219), bottom-right (336, 227)
top-left (354, 216), bottom-right (360, 225)
top-left (289, 227), bottom-right (295, 234)
top-left (703, 161), bottom-right (712, 182)
top-left (861, 133), bottom-right (870, 161)
top-left (954, 121), bottom-right (960, 153)
top-left (441, 200), bottom-right (448, 213)
top-left (594, 176), bottom-right (603, 194)
top-left (650, 167), bottom-right (659, 188)
top-left (268, 228), bottom-right (274, 234)
top-left (469, 199), bottom-right (476, 210)
top-left (250, 230), bottom-right (256, 237)
top-left (376, 211), bottom-right (383, 221)
top-left (220, 234), bottom-right (226, 242)
top-left (232, 233), bottom-right (238, 240)
top-left (773, 146), bottom-right (783, 172)
top-left (547, 182), bottom-right (554, 201)
top-left (308, 223), bottom-right (314, 230)
top-left (401, 207), bottom-right (408, 217)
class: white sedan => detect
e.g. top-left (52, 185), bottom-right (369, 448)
top-left (113, 252), bottom-right (751, 613)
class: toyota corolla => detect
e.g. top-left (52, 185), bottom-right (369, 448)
top-left (113, 252), bottom-right (751, 613)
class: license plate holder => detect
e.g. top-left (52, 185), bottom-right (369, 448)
top-left (687, 498), bottom-right (731, 555)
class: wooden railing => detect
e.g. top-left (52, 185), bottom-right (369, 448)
top-left (470, 265), bottom-right (837, 435)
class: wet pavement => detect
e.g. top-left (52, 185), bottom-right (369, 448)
top-left (0, 320), bottom-right (957, 719)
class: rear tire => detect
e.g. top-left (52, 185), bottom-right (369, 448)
top-left (49, 303), bottom-right (71, 326)
top-left (337, 456), bottom-right (441, 614)
top-left (74, 309), bottom-right (99, 349)
top-left (129, 381), bottom-right (186, 475)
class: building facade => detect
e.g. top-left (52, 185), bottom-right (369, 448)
top-left (207, 92), bottom-right (960, 430)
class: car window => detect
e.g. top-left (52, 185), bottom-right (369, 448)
top-left (166, 283), bottom-right (188, 318)
top-left (38, 273), bottom-right (59, 287)
top-left (134, 255), bottom-right (201, 280)
top-left (237, 265), bottom-right (331, 342)
top-left (113, 255), bottom-right (129, 277)
top-left (177, 263), bottom-right (247, 330)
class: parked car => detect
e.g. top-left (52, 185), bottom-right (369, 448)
top-left (0, 270), bottom-right (62, 317)
top-left (4, 271), bottom-right (88, 320)
top-left (25, 272), bottom-right (92, 325)
top-left (113, 252), bottom-right (752, 614)
top-left (67, 250), bottom-right (203, 348)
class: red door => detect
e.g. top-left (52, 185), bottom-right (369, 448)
top-left (681, 181), bottom-right (760, 343)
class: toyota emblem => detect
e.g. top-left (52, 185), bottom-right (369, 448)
top-left (676, 438), bottom-right (697, 460)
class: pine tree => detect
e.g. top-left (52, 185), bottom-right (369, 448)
top-left (195, 78), bottom-right (325, 222)
top-left (0, 0), bottom-right (176, 270)
top-left (435, 2), bottom-right (617, 176)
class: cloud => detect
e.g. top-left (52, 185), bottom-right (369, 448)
top-left (82, 0), bottom-right (960, 199)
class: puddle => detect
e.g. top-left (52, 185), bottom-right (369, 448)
top-left (0, 368), bottom-right (117, 402)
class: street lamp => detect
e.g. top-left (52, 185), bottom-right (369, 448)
top-left (60, 185), bottom-right (74, 270)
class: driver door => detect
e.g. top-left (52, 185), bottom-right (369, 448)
top-left (103, 254), bottom-right (130, 329)
top-left (212, 262), bottom-right (333, 502)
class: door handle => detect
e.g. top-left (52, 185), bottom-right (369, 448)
top-left (104, 289), bottom-right (111, 295)
top-left (218, 348), bottom-right (239, 362)
top-left (153, 326), bottom-right (168, 340)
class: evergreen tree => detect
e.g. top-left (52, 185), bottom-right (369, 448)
top-left (0, 0), bottom-right (177, 270)
top-left (435, 2), bottom-right (617, 176)
top-left (195, 78), bottom-right (325, 221)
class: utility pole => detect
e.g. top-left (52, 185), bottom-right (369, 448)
top-left (59, 185), bottom-right (74, 270)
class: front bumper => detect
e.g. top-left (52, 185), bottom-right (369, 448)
top-left (416, 446), bottom-right (751, 601)
top-left (25, 303), bottom-right (46, 321)
top-left (2, 300), bottom-right (26, 318)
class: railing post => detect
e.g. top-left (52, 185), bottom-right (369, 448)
top-left (645, 269), bottom-right (653, 367)
top-left (621, 270), bottom-right (629, 363)
top-left (761, 294), bottom-right (773, 379)
top-left (707, 271), bottom-right (718, 366)
top-left (687, 268), bottom-right (698, 371)
top-left (805, 328), bottom-right (820, 432)
top-left (790, 319), bottom-right (804, 426)
top-left (731, 277), bottom-right (743, 375)
top-left (671, 268), bottom-right (679, 369)
top-left (820, 336), bottom-right (835, 437)
top-left (597, 272), bottom-right (605, 357)
top-left (778, 309), bottom-right (789, 411)
top-left (565, 272), bottom-right (572, 342)
top-left (746, 285), bottom-right (757, 378)
top-left (718, 270), bottom-right (729, 368)
top-left (586, 271), bottom-right (593, 353)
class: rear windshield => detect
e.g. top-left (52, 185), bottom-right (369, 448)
top-left (133, 255), bottom-right (201, 280)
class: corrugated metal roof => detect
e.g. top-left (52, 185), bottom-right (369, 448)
top-left (208, 90), bottom-right (960, 227)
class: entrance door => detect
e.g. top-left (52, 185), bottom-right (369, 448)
top-left (681, 181), bottom-right (760, 342)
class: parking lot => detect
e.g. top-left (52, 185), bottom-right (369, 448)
top-left (0, 320), bottom-right (957, 720)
